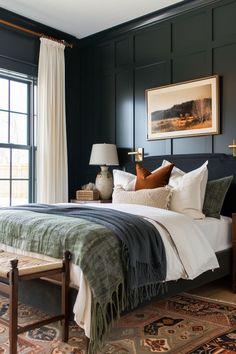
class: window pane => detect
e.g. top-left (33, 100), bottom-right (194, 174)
top-left (10, 81), bottom-right (27, 113)
top-left (10, 113), bottom-right (27, 145)
top-left (0, 148), bottom-right (10, 178)
top-left (0, 69), bottom-right (35, 205)
top-left (0, 181), bottom-right (10, 206)
top-left (0, 111), bottom-right (8, 143)
top-left (0, 78), bottom-right (8, 110)
top-left (12, 149), bottom-right (29, 179)
top-left (12, 180), bottom-right (28, 205)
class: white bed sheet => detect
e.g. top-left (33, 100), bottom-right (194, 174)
top-left (0, 203), bottom-right (229, 339)
top-left (194, 215), bottom-right (232, 252)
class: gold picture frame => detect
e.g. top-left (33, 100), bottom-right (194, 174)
top-left (146, 75), bottom-right (219, 140)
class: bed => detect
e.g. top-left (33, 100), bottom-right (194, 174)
top-left (0, 152), bottom-right (235, 352)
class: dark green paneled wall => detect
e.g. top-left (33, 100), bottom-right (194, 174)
top-left (79, 0), bottom-right (236, 187)
top-left (2, 1), bottom-right (236, 195)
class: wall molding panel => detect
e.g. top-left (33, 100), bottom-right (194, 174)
top-left (78, 0), bottom-right (236, 183)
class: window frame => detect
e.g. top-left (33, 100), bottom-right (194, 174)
top-left (0, 69), bottom-right (36, 205)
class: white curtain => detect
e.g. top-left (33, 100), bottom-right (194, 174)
top-left (37, 37), bottom-right (68, 203)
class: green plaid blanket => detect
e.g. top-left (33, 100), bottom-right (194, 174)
top-left (0, 208), bottom-right (123, 352)
top-left (0, 205), bottom-right (166, 353)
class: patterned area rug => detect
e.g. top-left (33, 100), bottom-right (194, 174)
top-left (0, 293), bottom-right (235, 353)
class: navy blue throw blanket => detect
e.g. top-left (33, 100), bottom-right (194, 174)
top-left (9, 204), bottom-right (167, 295)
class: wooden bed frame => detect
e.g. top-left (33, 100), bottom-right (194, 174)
top-left (16, 153), bottom-right (236, 319)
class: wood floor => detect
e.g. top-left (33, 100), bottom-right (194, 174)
top-left (190, 276), bottom-right (236, 303)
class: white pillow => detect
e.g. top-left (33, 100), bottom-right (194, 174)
top-left (162, 160), bottom-right (208, 219)
top-left (113, 170), bottom-right (136, 191)
top-left (112, 186), bottom-right (172, 209)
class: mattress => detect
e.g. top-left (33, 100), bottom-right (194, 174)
top-left (194, 215), bottom-right (232, 252)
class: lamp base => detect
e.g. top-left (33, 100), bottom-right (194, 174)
top-left (95, 166), bottom-right (113, 200)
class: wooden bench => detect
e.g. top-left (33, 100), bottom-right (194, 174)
top-left (0, 250), bottom-right (71, 354)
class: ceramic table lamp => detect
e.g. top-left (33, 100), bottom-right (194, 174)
top-left (89, 143), bottom-right (119, 199)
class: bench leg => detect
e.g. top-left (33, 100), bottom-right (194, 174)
top-left (61, 251), bottom-right (71, 342)
top-left (9, 259), bottom-right (19, 354)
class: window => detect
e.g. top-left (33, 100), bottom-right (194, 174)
top-left (0, 70), bottom-right (36, 206)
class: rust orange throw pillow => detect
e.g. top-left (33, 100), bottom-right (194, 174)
top-left (135, 163), bottom-right (174, 190)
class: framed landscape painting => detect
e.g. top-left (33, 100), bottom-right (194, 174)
top-left (146, 76), bottom-right (219, 140)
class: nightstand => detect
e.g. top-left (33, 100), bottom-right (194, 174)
top-left (232, 213), bottom-right (236, 293)
top-left (70, 199), bottom-right (112, 204)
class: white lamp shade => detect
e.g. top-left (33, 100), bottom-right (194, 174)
top-left (89, 143), bottom-right (119, 166)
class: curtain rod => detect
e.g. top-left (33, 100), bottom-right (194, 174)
top-left (0, 19), bottom-right (74, 48)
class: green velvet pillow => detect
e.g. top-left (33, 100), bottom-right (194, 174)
top-left (203, 176), bottom-right (233, 219)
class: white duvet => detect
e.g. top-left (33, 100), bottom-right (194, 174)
top-left (0, 203), bottom-right (219, 338)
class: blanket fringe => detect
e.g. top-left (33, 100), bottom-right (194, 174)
top-left (88, 278), bottom-right (168, 353)
top-left (127, 280), bottom-right (168, 309)
top-left (88, 281), bottom-right (126, 354)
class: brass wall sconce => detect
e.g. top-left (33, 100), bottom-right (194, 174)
top-left (228, 139), bottom-right (236, 157)
top-left (128, 148), bottom-right (144, 162)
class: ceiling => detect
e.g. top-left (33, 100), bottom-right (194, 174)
top-left (0, 0), bottom-right (184, 38)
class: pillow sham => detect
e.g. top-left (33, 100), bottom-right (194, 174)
top-left (203, 175), bottom-right (233, 219)
top-left (162, 160), bottom-right (208, 219)
top-left (113, 169), bottom-right (136, 191)
top-left (112, 185), bottom-right (172, 209)
top-left (135, 163), bottom-right (174, 190)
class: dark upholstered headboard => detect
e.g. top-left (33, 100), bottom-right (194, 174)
top-left (125, 153), bottom-right (236, 216)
